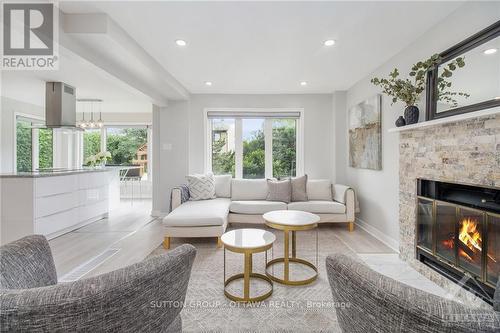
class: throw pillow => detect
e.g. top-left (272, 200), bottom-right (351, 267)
top-left (214, 174), bottom-right (232, 198)
top-left (186, 173), bottom-right (216, 201)
top-left (266, 179), bottom-right (291, 203)
top-left (291, 175), bottom-right (308, 202)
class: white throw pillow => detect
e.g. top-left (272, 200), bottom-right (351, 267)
top-left (307, 179), bottom-right (332, 201)
top-left (231, 179), bottom-right (268, 200)
top-left (214, 174), bottom-right (232, 198)
top-left (186, 173), bottom-right (216, 201)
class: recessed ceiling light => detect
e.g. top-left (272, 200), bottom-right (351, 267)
top-left (323, 39), bottom-right (336, 46)
top-left (300, 81), bottom-right (308, 86)
top-left (483, 48), bottom-right (497, 55)
top-left (175, 39), bottom-right (187, 46)
top-left (205, 81), bottom-right (213, 86)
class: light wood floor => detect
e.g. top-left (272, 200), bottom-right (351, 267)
top-left (49, 202), bottom-right (395, 280)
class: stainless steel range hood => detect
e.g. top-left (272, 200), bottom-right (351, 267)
top-left (45, 82), bottom-right (82, 130)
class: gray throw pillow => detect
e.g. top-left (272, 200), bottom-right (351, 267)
top-left (266, 179), bottom-right (291, 203)
top-left (186, 173), bottom-right (216, 201)
top-left (291, 175), bottom-right (308, 202)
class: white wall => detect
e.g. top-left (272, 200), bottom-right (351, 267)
top-left (152, 101), bottom-right (190, 215)
top-left (336, 1), bottom-right (500, 250)
top-left (188, 94), bottom-right (333, 178)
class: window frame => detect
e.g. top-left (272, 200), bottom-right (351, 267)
top-left (203, 108), bottom-right (304, 179)
top-left (14, 113), bottom-right (54, 172)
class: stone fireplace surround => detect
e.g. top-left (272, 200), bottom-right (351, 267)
top-left (398, 114), bottom-right (499, 307)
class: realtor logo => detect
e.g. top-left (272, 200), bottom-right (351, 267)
top-left (1, 2), bottom-right (59, 70)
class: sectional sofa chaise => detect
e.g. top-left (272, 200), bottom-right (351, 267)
top-left (162, 176), bottom-right (356, 248)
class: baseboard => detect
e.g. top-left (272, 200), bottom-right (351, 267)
top-left (355, 217), bottom-right (399, 253)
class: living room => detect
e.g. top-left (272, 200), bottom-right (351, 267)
top-left (1, 1), bottom-right (499, 332)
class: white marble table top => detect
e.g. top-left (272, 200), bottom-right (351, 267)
top-left (263, 210), bottom-right (320, 226)
top-left (221, 228), bottom-right (276, 249)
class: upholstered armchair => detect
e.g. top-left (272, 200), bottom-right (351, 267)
top-left (326, 253), bottom-right (500, 333)
top-left (0, 235), bottom-right (196, 332)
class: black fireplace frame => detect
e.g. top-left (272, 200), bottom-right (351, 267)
top-left (415, 179), bottom-right (499, 304)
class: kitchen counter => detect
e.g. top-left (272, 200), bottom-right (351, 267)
top-left (0, 168), bottom-right (120, 245)
top-left (0, 168), bottom-right (113, 178)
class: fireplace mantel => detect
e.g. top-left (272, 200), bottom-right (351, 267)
top-left (388, 108), bottom-right (499, 133)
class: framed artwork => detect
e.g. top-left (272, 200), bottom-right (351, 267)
top-left (348, 95), bottom-right (382, 170)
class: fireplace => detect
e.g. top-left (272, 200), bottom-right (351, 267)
top-left (416, 179), bottom-right (499, 304)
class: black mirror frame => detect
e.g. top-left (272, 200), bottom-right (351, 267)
top-left (426, 20), bottom-right (500, 121)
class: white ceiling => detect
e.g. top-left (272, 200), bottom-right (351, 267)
top-left (60, 1), bottom-right (465, 94)
top-left (1, 47), bottom-right (153, 112)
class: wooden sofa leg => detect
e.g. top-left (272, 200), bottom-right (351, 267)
top-left (163, 237), bottom-right (171, 249)
top-left (217, 237), bottom-right (222, 248)
top-left (348, 222), bottom-right (354, 232)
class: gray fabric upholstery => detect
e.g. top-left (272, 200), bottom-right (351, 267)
top-left (494, 279), bottom-right (500, 312)
top-left (266, 178), bottom-right (291, 203)
top-left (291, 174), bottom-right (308, 202)
top-left (0, 236), bottom-right (196, 333)
top-left (0, 235), bottom-right (57, 289)
top-left (326, 254), bottom-right (500, 333)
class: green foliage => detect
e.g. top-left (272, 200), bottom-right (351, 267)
top-left (212, 120), bottom-right (296, 179)
top-left (38, 129), bottom-right (53, 169)
top-left (16, 121), bottom-right (32, 172)
top-left (106, 128), bottom-right (147, 167)
top-left (371, 54), bottom-right (469, 107)
top-left (83, 131), bottom-right (101, 160)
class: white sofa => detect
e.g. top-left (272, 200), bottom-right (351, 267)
top-left (162, 177), bottom-right (356, 249)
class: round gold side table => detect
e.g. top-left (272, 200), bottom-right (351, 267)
top-left (263, 210), bottom-right (320, 286)
top-left (221, 229), bottom-right (275, 302)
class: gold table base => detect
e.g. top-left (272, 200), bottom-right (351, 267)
top-left (265, 224), bottom-right (319, 286)
top-left (223, 242), bottom-right (273, 303)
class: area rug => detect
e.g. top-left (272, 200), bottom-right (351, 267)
top-left (148, 225), bottom-right (356, 332)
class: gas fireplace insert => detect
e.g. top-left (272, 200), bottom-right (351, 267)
top-left (416, 179), bottom-right (499, 304)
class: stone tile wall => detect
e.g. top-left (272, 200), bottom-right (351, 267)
top-left (398, 114), bottom-right (499, 306)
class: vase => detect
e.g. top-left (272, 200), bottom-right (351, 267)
top-left (404, 105), bottom-right (419, 125)
top-left (395, 116), bottom-right (406, 127)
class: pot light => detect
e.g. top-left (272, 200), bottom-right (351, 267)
top-left (323, 39), bottom-right (336, 46)
top-left (483, 48), bottom-right (497, 55)
top-left (175, 39), bottom-right (187, 46)
top-left (300, 81), bottom-right (308, 86)
top-left (205, 81), bottom-right (213, 86)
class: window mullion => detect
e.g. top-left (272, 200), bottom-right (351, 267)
top-left (235, 119), bottom-right (243, 178)
top-left (32, 128), bottom-right (39, 171)
top-left (264, 119), bottom-right (273, 179)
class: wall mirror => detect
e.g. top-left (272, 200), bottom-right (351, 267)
top-left (426, 21), bottom-right (500, 120)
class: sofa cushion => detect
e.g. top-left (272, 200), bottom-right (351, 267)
top-left (307, 179), bottom-right (332, 201)
top-left (215, 175), bottom-right (232, 198)
top-left (266, 179), bottom-right (291, 203)
top-left (231, 179), bottom-right (268, 200)
top-left (288, 201), bottom-right (346, 214)
top-left (163, 198), bottom-right (231, 227)
top-left (186, 173), bottom-right (216, 201)
top-left (291, 175), bottom-right (308, 202)
top-left (230, 200), bottom-right (287, 214)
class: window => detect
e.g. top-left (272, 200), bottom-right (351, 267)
top-left (106, 127), bottom-right (148, 171)
top-left (15, 116), bottom-right (53, 172)
top-left (83, 129), bottom-right (101, 161)
top-left (207, 110), bottom-right (302, 179)
top-left (211, 119), bottom-right (235, 177)
top-left (272, 119), bottom-right (296, 178)
top-left (242, 119), bottom-right (265, 179)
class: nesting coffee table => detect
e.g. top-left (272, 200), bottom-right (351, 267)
top-left (221, 228), bottom-right (275, 302)
top-left (263, 210), bottom-right (320, 286)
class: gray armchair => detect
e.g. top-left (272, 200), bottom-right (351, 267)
top-left (0, 235), bottom-right (196, 332)
top-left (326, 254), bottom-right (500, 333)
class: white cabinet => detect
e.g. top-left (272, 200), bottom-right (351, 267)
top-left (0, 169), bottom-right (118, 245)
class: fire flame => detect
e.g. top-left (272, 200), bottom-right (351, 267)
top-left (459, 217), bottom-right (482, 253)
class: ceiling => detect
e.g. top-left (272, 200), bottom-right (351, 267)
top-left (2, 47), bottom-right (153, 112)
top-left (59, 1), bottom-right (465, 94)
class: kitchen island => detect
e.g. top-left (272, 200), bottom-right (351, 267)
top-left (0, 168), bottom-right (120, 245)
